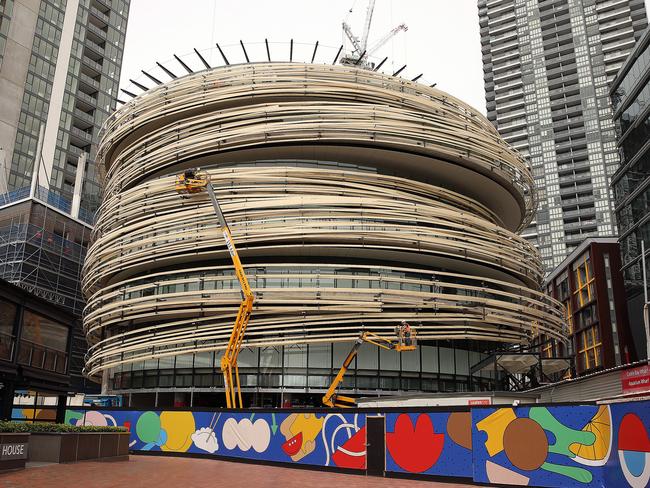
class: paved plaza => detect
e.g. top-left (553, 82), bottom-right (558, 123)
top-left (0, 456), bottom-right (476, 488)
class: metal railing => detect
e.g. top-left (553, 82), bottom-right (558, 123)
top-left (0, 185), bottom-right (96, 228)
top-left (17, 339), bottom-right (67, 374)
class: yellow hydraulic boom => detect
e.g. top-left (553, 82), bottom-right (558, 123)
top-left (322, 329), bottom-right (417, 408)
top-left (175, 169), bottom-right (253, 408)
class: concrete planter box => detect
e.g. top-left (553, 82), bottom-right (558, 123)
top-left (0, 433), bottom-right (29, 471)
top-left (29, 432), bottom-right (129, 463)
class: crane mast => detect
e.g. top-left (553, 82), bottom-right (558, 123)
top-left (340, 0), bottom-right (407, 69)
top-left (360, 0), bottom-right (376, 52)
top-left (175, 169), bottom-right (253, 409)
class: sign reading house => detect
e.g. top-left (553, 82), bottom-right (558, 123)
top-left (0, 442), bottom-right (28, 460)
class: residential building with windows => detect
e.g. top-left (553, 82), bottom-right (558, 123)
top-left (0, 0), bottom-right (130, 221)
top-left (610, 25), bottom-right (650, 360)
top-left (0, 0), bottom-right (130, 393)
top-left (543, 237), bottom-right (634, 375)
top-left (478, 0), bottom-right (647, 272)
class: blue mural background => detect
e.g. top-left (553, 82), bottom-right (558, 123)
top-left (64, 409), bottom-right (366, 470)
top-left (63, 399), bottom-right (650, 487)
top-left (384, 412), bottom-right (472, 477)
top-left (607, 400), bottom-right (650, 488)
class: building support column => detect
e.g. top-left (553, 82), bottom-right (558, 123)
top-left (55, 394), bottom-right (67, 423)
top-left (0, 381), bottom-right (15, 421)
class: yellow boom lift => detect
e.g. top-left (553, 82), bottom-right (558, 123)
top-left (175, 169), bottom-right (253, 408)
top-left (322, 328), bottom-right (417, 408)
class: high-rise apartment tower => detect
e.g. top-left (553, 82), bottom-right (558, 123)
top-left (478, 0), bottom-right (647, 272)
top-left (0, 0), bottom-right (130, 392)
top-left (0, 0), bottom-right (130, 219)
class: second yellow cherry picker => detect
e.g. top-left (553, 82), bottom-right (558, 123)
top-left (322, 324), bottom-right (417, 408)
top-left (175, 169), bottom-right (253, 408)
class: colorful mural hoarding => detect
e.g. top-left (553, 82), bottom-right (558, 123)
top-left (63, 399), bottom-right (650, 487)
top-left (64, 409), bottom-right (366, 470)
top-left (384, 411), bottom-right (472, 478)
top-left (472, 401), bottom-right (650, 488)
top-left (608, 400), bottom-right (650, 488)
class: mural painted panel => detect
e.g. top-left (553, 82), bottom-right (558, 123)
top-left (385, 411), bottom-right (472, 478)
top-left (472, 404), bottom-right (614, 487)
top-left (607, 400), bottom-right (650, 488)
top-left (65, 409), bottom-right (366, 470)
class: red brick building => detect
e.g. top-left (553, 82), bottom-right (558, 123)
top-left (543, 238), bottom-right (635, 376)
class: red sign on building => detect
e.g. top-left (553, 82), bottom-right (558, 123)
top-left (621, 365), bottom-right (650, 394)
top-left (468, 399), bottom-right (491, 406)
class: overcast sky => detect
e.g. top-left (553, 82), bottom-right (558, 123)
top-left (118, 0), bottom-right (650, 116)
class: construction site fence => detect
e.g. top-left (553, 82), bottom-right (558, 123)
top-left (59, 399), bottom-right (649, 487)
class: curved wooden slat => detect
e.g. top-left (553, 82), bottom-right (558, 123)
top-left (82, 63), bottom-right (566, 378)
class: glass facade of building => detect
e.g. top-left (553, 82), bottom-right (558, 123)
top-left (610, 25), bottom-right (650, 359)
top-left (0, 0), bottom-right (131, 393)
top-left (0, 279), bottom-right (75, 420)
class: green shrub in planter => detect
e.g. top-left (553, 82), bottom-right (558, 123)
top-left (0, 421), bottom-right (127, 433)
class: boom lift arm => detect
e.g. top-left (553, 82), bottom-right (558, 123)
top-left (322, 329), bottom-right (416, 408)
top-left (175, 169), bottom-right (253, 408)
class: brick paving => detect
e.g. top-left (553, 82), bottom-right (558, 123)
top-left (0, 455), bottom-right (477, 488)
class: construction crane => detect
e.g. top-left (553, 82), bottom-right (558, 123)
top-left (175, 169), bottom-right (253, 409)
top-left (322, 326), bottom-right (417, 408)
top-left (341, 0), bottom-right (408, 69)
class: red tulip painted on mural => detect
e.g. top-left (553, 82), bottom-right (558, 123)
top-left (386, 414), bottom-right (444, 473)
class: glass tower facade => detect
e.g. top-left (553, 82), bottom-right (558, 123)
top-left (610, 25), bottom-right (650, 359)
top-left (0, 0), bottom-right (130, 392)
top-left (0, 0), bottom-right (130, 222)
top-left (478, 0), bottom-right (647, 272)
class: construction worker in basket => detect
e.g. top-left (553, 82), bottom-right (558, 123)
top-left (400, 320), bottom-right (413, 347)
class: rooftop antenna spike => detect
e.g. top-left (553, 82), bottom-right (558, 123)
top-left (332, 44), bottom-right (343, 65)
top-left (354, 50), bottom-right (366, 65)
top-left (216, 43), bottom-right (230, 65)
top-left (392, 64), bottom-right (406, 76)
top-left (240, 40), bottom-right (250, 63)
top-left (373, 56), bottom-right (388, 71)
top-left (194, 48), bottom-right (211, 69)
top-left (129, 79), bottom-right (148, 91)
top-left (174, 54), bottom-right (193, 74)
top-left (311, 41), bottom-right (319, 63)
top-left (156, 61), bottom-right (177, 79)
top-left (120, 88), bottom-right (137, 98)
top-left (289, 39), bottom-right (293, 62)
top-left (411, 73), bottom-right (423, 82)
top-left (141, 70), bottom-right (162, 85)
top-left (265, 38), bottom-right (271, 61)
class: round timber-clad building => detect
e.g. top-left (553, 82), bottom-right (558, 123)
top-left (83, 62), bottom-right (566, 407)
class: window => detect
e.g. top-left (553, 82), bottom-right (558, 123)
top-left (0, 298), bottom-right (16, 360)
top-left (577, 325), bottom-right (602, 371)
top-left (542, 339), bottom-right (554, 358)
top-left (21, 310), bottom-right (68, 352)
top-left (573, 253), bottom-right (595, 307)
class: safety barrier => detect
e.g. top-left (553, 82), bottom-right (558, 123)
top-left (64, 398), bottom-right (650, 487)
